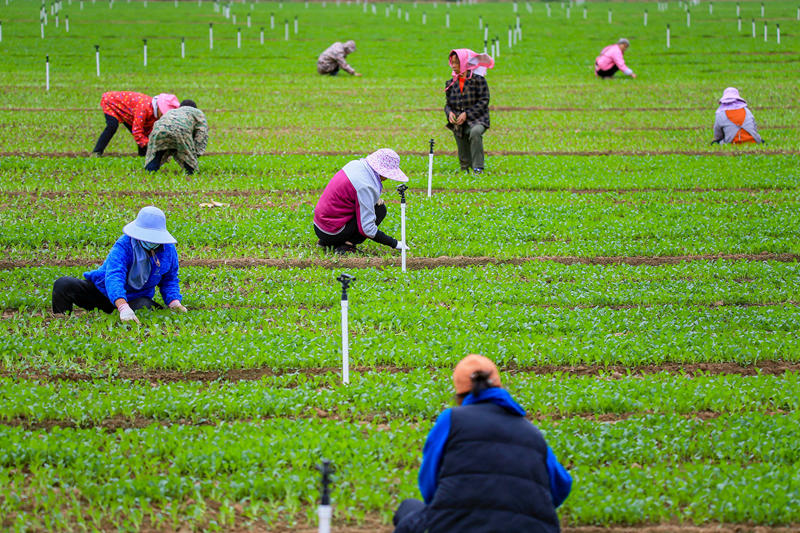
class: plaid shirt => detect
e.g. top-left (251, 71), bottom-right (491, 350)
top-left (444, 74), bottom-right (490, 135)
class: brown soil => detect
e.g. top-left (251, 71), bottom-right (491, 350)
top-left (3, 360), bottom-right (797, 385)
top-left (2, 252), bottom-right (798, 271)
top-left (2, 149), bottom-right (798, 157)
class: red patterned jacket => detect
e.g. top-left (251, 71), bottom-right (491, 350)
top-left (100, 91), bottom-right (155, 147)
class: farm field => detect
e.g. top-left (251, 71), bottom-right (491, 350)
top-left (1, 0), bottom-right (799, 531)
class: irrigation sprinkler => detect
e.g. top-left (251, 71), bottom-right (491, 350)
top-left (181, 36), bottom-right (185, 58)
top-left (483, 38), bottom-right (487, 53)
top-left (427, 138), bottom-right (434, 198)
top-left (45, 55), bottom-right (50, 91)
top-left (209, 23), bottom-right (213, 50)
top-left (294, 15), bottom-right (298, 34)
top-left (247, 13), bottom-right (250, 27)
top-left (270, 12), bottom-right (274, 29)
top-left (484, 25), bottom-right (488, 41)
top-left (738, 16), bottom-right (741, 32)
top-left (763, 21), bottom-right (767, 42)
top-left (513, 0), bottom-right (517, 13)
top-left (490, 41), bottom-right (495, 58)
top-left (495, 35), bottom-right (499, 57)
top-left (666, 23), bottom-right (670, 48)
top-left (396, 184), bottom-right (409, 273)
top-left (0, 21), bottom-right (3, 43)
top-left (709, 2), bottom-right (712, 15)
top-left (736, 2), bottom-right (740, 17)
top-left (232, 14), bottom-right (236, 24)
top-left (40, 18), bottom-right (44, 39)
top-left (686, 9), bottom-right (690, 28)
top-left (797, 7), bottom-right (799, 21)
top-left (751, 18), bottom-right (755, 38)
top-left (371, 3), bottom-right (376, 14)
top-left (644, 9), bottom-right (648, 26)
top-left (545, 3), bottom-right (550, 17)
top-left (777, 24), bottom-right (781, 45)
top-left (237, 27), bottom-right (241, 48)
top-left (507, 26), bottom-right (512, 49)
top-left (478, 15), bottom-right (482, 29)
top-left (336, 273), bottom-right (355, 385)
top-left (760, 2), bottom-right (764, 17)
top-left (260, 26), bottom-right (263, 44)
top-left (65, 14), bottom-right (69, 32)
top-left (95, 44), bottom-right (99, 75)
top-left (316, 460), bottom-right (334, 533)
top-left (583, 6), bottom-right (586, 19)
top-left (566, 6), bottom-right (569, 18)
top-left (405, 11), bottom-right (408, 21)
top-left (55, 14), bottom-right (58, 27)
top-left (142, 39), bottom-right (147, 67)
top-left (445, 12), bottom-right (449, 28)
top-left (607, 8), bottom-right (611, 23)
top-left (284, 19), bottom-right (288, 40)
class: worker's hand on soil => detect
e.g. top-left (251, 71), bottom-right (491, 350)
top-left (631, 73), bottom-right (637, 79)
top-left (448, 112), bottom-right (457, 124)
top-left (117, 302), bottom-right (140, 324)
top-left (354, 72), bottom-right (362, 77)
top-left (456, 112), bottom-right (466, 125)
top-left (395, 241), bottom-right (410, 251)
top-left (169, 300), bottom-right (188, 313)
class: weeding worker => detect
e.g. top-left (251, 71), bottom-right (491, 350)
top-left (313, 148), bottom-right (410, 255)
top-left (144, 99), bottom-right (209, 175)
top-left (317, 40), bottom-right (361, 76)
top-left (594, 38), bottom-right (636, 79)
top-left (393, 354), bottom-right (572, 533)
top-left (711, 87), bottom-right (764, 145)
top-left (445, 48), bottom-right (493, 175)
top-left (90, 91), bottom-right (180, 157)
top-left (51, 206), bottom-right (187, 323)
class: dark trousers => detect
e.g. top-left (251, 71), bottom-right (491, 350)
top-left (145, 150), bottom-right (196, 175)
top-left (454, 124), bottom-right (486, 170)
top-left (314, 203), bottom-right (386, 247)
top-left (92, 114), bottom-right (143, 155)
top-left (393, 499), bottom-right (426, 533)
top-left (52, 276), bottom-right (160, 314)
top-left (596, 64), bottom-right (619, 78)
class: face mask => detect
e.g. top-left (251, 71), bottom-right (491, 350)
top-left (141, 241), bottom-right (160, 250)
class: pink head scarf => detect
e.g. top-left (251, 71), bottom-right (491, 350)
top-left (446, 48), bottom-right (494, 90)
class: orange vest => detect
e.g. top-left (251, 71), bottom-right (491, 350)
top-left (724, 109), bottom-right (756, 144)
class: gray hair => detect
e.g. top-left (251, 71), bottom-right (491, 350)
top-left (617, 38), bottom-right (630, 46)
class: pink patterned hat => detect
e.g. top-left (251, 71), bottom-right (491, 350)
top-left (155, 93), bottom-right (180, 115)
top-left (365, 148), bottom-right (408, 183)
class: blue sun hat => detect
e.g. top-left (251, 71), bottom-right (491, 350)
top-left (123, 206), bottom-right (176, 244)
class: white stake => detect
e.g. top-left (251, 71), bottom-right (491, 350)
top-left (237, 27), bottom-right (241, 48)
top-left (763, 22), bottom-right (767, 42)
top-left (209, 23), bottom-right (213, 49)
top-left (736, 2), bottom-right (740, 16)
top-left (644, 9), bottom-right (648, 26)
top-left (80, 1), bottom-right (83, 9)
top-left (686, 10), bottom-right (690, 28)
top-left (95, 44), bottom-right (100, 75)
top-left (546, 3), bottom-right (550, 17)
top-left (180, 37), bottom-right (185, 58)
top-left (247, 13), bottom-right (251, 27)
top-left (484, 25), bottom-right (488, 41)
top-left (397, 185), bottom-right (408, 273)
top-left (0, 21), bottom-right (3, 43)
top-left (583, 6), bottom-right (586, 19)
top-left (405, 11), bottom-right (408, 21)
top-left (270, 12), bottom-right (274, 29)
top-left (445, 12), bottom-right (449, 27)
top-left (341, 297), bottom-right (349, 384)
top-left (41, 19), bottom-right (44, 39)
top-left (566, 6), bottom-right (569, 18)
top-left (427, 138), bottom-right (434, 197)
top-left (65, 15), bottom-right (69, 32)
top-left (760, 2), bottom-right (764, 17)
top-left (55, 14), bottom-right (58, 27)
top-left (777, 24), bottom-right (780, 44)
top-left (709, 2), bottom-right (712, 15)
top-left (232, 14), bottom-right (236, 24)
top-left (508, 26), bottom-right (512, 48)
top-left (797, 7), bottom-right (799, 21)
top-left (607, 8), bottom-right (611, 23)
top-left (45, 55), bottom-right (50, 91)
top-left (422, 12), bottom-right (425, 24)
top-left (260, 26), bottom-right (263, 44)
top-left (174, 0), bottom-right (177, 6)
top-left (284, 19), bottom-right (288, 40)
top-left (318, 505), bottom-right (332, 533)
top-left (143, 39), bottom-right (147, 67)
top-left (666, 23), bottom-right (670, 48)
top-left (495, 36), bottom-right (500, 57)
top-left (294, 15), bottom-right (298, 34)
top-left (751, 18), bottom-right (755, 38)
top-left (738, 16), bottom-right (741, 32)
top-left (479, 15), bottom-right (482, 29)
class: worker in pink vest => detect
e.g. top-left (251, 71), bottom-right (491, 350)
top-left (595, 38), bottom-right (636, 79)
top-left (711, 88), bottom-right (764, 145)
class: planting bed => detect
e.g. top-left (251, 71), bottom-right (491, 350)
top-left (1, 0), bottom-right (799, 531)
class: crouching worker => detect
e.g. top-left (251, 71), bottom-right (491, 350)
top-left (145, 100), bottom-right (208, 175)
top-left (313, 148), bottom-right (410, 255)
top-left (52, 206), bottom-right (187, 323)
top-left (711, 87), bottom-right (764, 145)
top-left (91, 91), bottom-right (180, 157)
top-left (393, 354), bottom-right (572, 533)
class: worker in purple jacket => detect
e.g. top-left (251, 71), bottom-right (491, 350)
top-left (313, 148), bottom-right (410, 255)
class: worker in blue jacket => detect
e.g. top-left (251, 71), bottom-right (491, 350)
top-left (52, 206), bottom-right (187, 323)
top-left (393, 354), bottom-right (572, 533)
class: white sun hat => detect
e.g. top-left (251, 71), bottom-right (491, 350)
top-left (123, 206), bottom-right (177, 244)
top-left (365, 148), bottom-right (409, 183)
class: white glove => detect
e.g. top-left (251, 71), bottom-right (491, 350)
top-left (117, 302), bottom-right (140, 324)
top-left (395, 241), bottom-right (410, 251)
top-left (169, 300), bottom-right (188, 313)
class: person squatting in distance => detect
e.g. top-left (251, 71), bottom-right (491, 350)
top-left (91, 91), bottom-right (180, 157)
top-left (317, 39), bottom-right (362, 77)
top-left (711, 87), bottom-right (764, 145)
top-left (594, 38), bottom-right (636, 79)
top-left (393, 354), bottom-right (572, 533)
top-left (313, 148), bottom-right (410, 255)
top-left (52, 206), bottom-right (187, 324)
top-left (444, 49), bottom-right (493, 175)
top-left (144, 99), bottom-right (209, 175)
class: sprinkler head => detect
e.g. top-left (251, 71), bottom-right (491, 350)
top-left (396, 184), bottom-right (408, 202)
top-left (316, 459), bottom-right (334, 505)
top-left (336, 273), bottom-right (355, 297)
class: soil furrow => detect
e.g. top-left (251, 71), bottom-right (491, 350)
top-left (1, 253), bottom-right (798, 271)
top-left (2, 361), bottom-right (797, 384)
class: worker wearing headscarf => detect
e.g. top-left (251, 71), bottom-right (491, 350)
top-left (317, 40), bottom-right (361, 76)
top-left (393, 354), bottom-right (572, 533)
top-left (52, 206), bottom-right (186, 323)
top-left (91, 92), bottom-right (180, 156)
top-left (444, 49), bottom-right (493, 175)
top-left (595, 38), bottom-right (636, 79)
top-left (711, 87), bottom-right (764, 144)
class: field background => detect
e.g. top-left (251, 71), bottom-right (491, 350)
top-left (1, 0), bottom-right (799, 531)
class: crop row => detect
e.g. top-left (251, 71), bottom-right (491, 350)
top-left (5, 260), bottom-right (798, 310)
top-left (2, 189), bottom-right (799, 258)
top-left (0, 414), bottom-right (798, 530)
top-left (1, 371), bottom-right (798, 423)
top-left (3, 303), bottom-right (799, 371)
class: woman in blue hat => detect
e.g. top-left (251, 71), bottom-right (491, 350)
top-left (52, 206), bottom-right (186, 323)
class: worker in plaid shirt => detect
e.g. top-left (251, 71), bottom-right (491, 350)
top-left (444, 49), bottom-right (493, 175)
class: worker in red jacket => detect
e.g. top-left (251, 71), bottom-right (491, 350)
top-left (91, 91), bottom-right (180, 157)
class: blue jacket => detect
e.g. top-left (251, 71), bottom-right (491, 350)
top-left (84, 235), bottom-right (182, 305)
top-left (419, 388), bottom-right (572, 507)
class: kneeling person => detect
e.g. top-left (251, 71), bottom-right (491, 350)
top-left (144, 100), bottom-right (208, 175)
top-left (52, 206), bottom-right (187, 323)
top-left (313, 148), bottom-right (409, 255)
